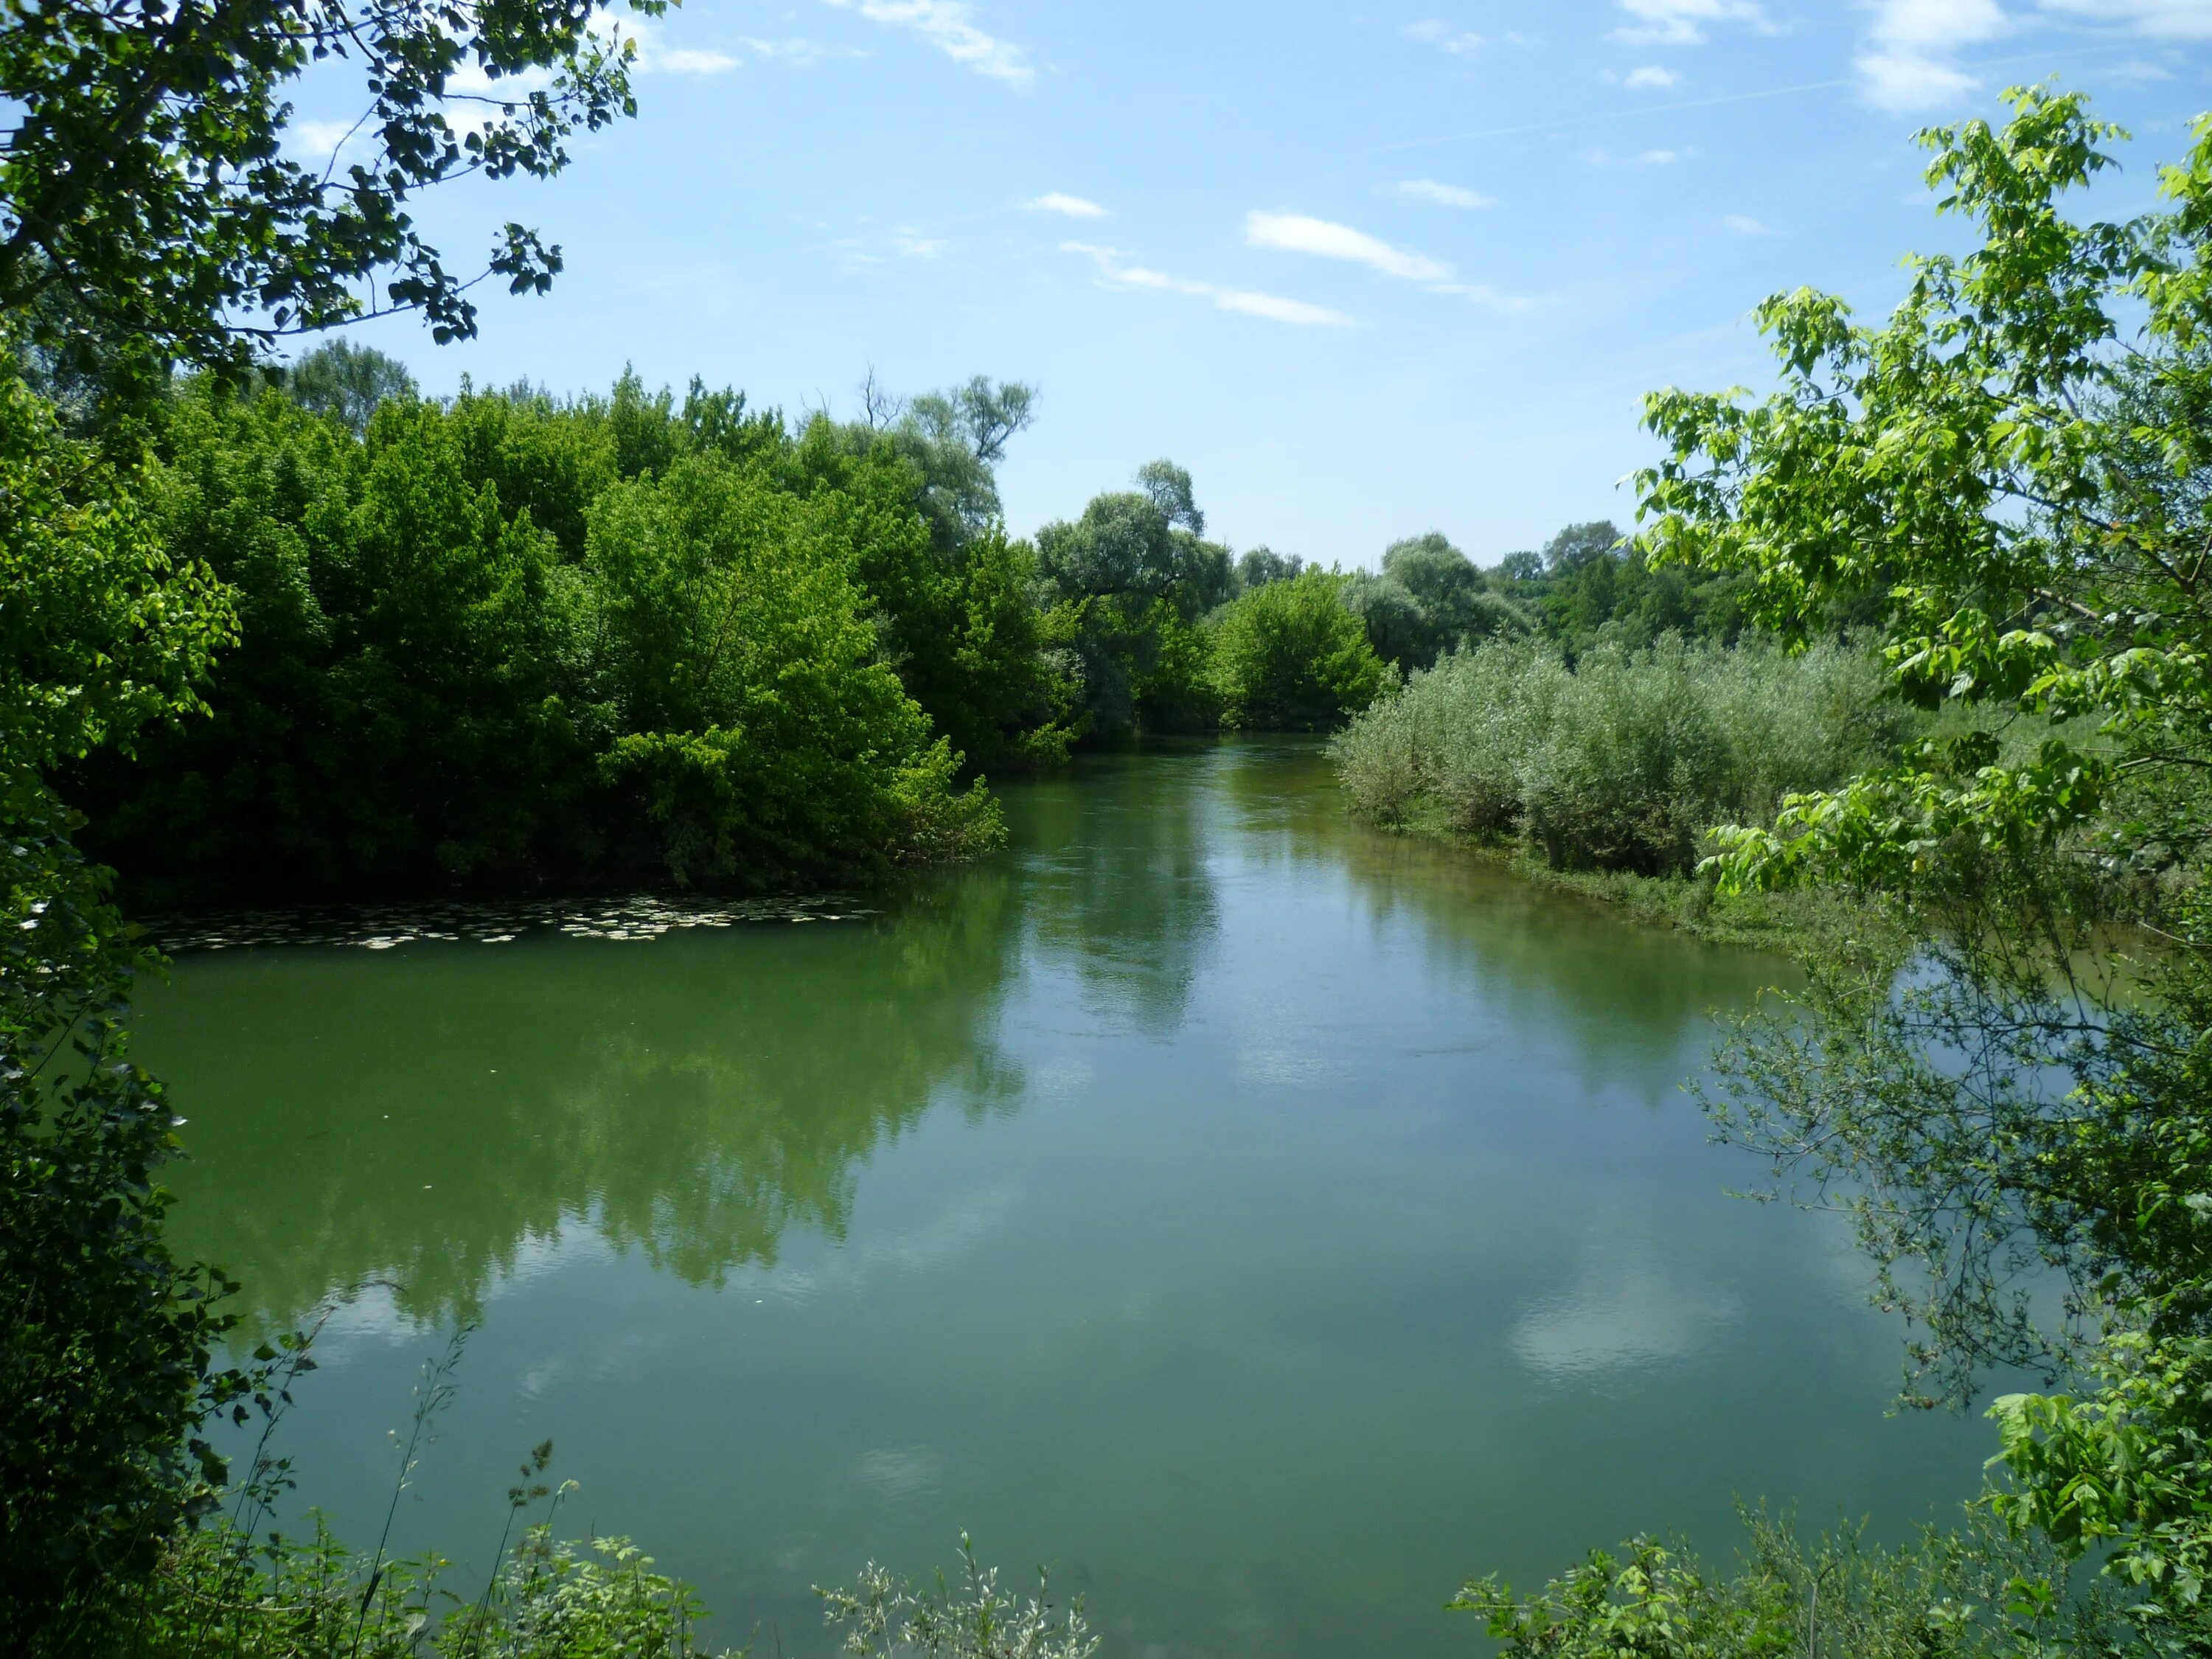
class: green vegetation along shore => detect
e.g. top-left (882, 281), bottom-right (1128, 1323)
top-left (1, 0), bottom-right (2209, 1648)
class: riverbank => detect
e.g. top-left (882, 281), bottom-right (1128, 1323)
top-left (1361, 807), bottom-right (1886, 961)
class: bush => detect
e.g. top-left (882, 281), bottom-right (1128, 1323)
top-left (1333, 634), bottom-right (1913, 874)
top-left (1453, 1504), bottom-right (2117, 1658)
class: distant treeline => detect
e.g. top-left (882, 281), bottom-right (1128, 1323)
top-left (71, 343), bottom-right (1764, 901)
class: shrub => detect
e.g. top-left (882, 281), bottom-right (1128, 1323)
top-left (1332, 633), bottom-right (1912, 874)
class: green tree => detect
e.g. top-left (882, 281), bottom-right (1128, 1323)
top-left (586, 449), bottom-right (1000, 883)
top-left (1214, 568), bottom-right (1389, 730)
top-left (0, 0), bottom-right (655, 393)
top-left (0, 363), bottom-right (253, 1643)
top-left (282, 339), bottom-right (418, 437)
top-left (1631, 84), bottom-right (2212, 1644)
top-left (1037, 460), bottom-right (1236, 736)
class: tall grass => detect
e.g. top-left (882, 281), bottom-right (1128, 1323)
top-left (1332, 634), bottom-right (1916, 875)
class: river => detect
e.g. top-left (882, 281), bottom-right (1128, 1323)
top-left (139, 738), bottom-right (1994, 1657)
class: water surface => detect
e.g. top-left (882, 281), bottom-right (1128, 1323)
top-left (142, 740), bottom-right (1992, 1657)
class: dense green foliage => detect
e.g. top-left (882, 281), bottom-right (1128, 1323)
top-left (66, 372), bottom-right (1023, 898)
top-left (1489, 520), bottom-right (1754, 652)
top-left (1211, 568), bottom-right (1390, 730)
top-left (1469, 85), bottom-right (2212, 1655)
top-left (1334, 634), bottom-right (1910, 874)
top-left (0, 358), bottom-right (257, 1643)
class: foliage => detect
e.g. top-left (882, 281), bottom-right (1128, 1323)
top-left (1485, 521), bottom-right (1750, 653)
top-left (1453, 1506), bottom-right (2118, 1658)
top-left (0, 0), bottom-right (654, 397)
top-left (1615, 83), bottom-right (2212, 1644)
top-left (128, 1512), bottom-right (730, 1659)
top-left (281, 341), bottom-right (417, 439)
top-left (588, 448), bottom-right (1000, 885)
top-left (1333, 633), bottom-right (1910, 874)
top-left (818, 1534), bottom-right (1099, 1659)
top-left (0, 361), bottom-right (257, 1644)
top-left (1034, 461), bottom-right (1237, 737)
top-left (72, 375), bottom-right (1006, 898)
top-left (1212, 568), bottom-right (1390, 730)
top-left (1989, 1327), bottom-right (2212, 1636)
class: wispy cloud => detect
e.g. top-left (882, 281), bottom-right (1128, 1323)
top-left (1244, 210), bottom-right (1531, 310)
top-left (603, 15), bottom-right (742, 74)
top-left (1059, 243), bottom-right (1360, 329)
top-left (1397, 178), bottom-right (1493, 208)
top-left (891, 226), bottom-right (948, 259)
top-left (1404, 18), bottom-right (1486, 55)
top-left (1638, 147), bottom-right (1686, 164)
top-left (1725, 213), bottom-right (1771, 234)
top-left (1246, 211), bottom-right (1450, 282)
top-left (1026, 192), bottom-right (1109, 219)
top-left (1612, 0), bottom-right (1764, 45)
top-left (2041, 0), bottom-right (2212, 38)
top-left (821, 0), bottom-right (1031, 85)
top-left (734, 35), bottom-right (846, 66)
top-left (1624, 63), bottom-right (1680, 86)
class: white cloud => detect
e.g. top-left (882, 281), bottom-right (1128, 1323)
top-left (1725, 213), bottom-right (1770, 234)
top-left (1060, 243), bottom-right (1360, 329)
top-left (1612, 0), bottom-right (1764, 44)
top-left (1871, 0), bottom-right (2008, 48)
top-left (1243, 210), bottom-right (1531, 312)
top-left (734, 35), bottom-right (842, 64)
top-left (1397, 178), bottom-right (1493, 208)
top-left (1849, 0), bottom-right (2005, 110)
top-left (1404, 18), bottom-right (1486, 55)
top-left (1638, 147), bottom-right (1686, 164)
top-left (821, 0), bottom-right (1031, 84)
top-left (1245, 211), bottom-right (1451, 282)
top-left (2040, 0), bottom-right (2212, 37)
top-left (1624, 63), bottom-right (1680, 86)
top-left (1856, 49), bottom-right (1980, 107)
top-left (891, 226), bottom-right (947, 259)
top-left (1025, 192), bottom-right (1109, 219)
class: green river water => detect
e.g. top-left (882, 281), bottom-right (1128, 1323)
top-left (139, 739), bottom-right (1994, 1657)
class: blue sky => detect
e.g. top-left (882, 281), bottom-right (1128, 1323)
top-left (300, 0), bottom-right (2212, 566)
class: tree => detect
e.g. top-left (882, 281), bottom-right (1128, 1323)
top-left (0, 0), bottom-right (660, 1634)
top-left (0, 365), bottom-right (251, 1642)
top-left (1214, 569), bottom-right (1388, 730)
top-left (1037, 462), bottom-right (1234, 736)
top-left (1635, 83), bottom-right (2212, 1644)
top-left (282, 338), bottom-right (417, 436)
top-left (1237, 546), bottom-right (1304, 589)
top-left (0, 0), bottom-right (655, 394)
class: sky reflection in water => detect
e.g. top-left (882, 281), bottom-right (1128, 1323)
top-left (141, 739), bottom-right (1994, 1659)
